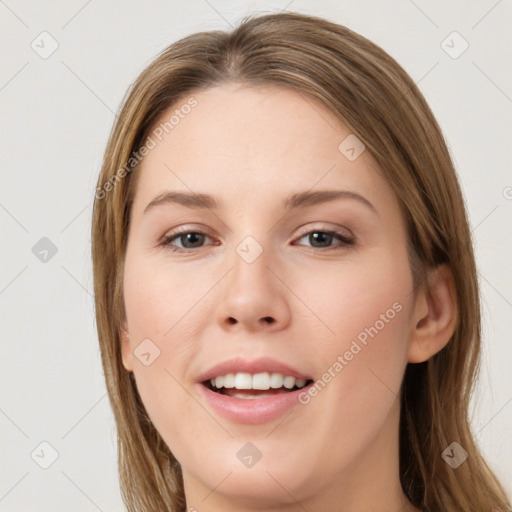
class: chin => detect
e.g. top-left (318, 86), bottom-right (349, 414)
top-left (185, 464), bottom-right (312, 508)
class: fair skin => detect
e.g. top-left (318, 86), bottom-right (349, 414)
top-left (120, 82), bottom-right (456, 512)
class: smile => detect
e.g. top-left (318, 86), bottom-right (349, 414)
top-left (208, 372), bottom-right (310, 394)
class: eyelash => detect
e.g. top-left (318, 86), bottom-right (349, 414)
top-left (160, 227), bottom-right (355, 253)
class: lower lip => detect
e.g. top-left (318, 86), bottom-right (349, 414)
top-left (197, 383), bottom-right (311, 424)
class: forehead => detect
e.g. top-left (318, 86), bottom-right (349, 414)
top-left (132, 83), bottom-right (395, 217)
top-left (149, 83), bottom-right (350, 164)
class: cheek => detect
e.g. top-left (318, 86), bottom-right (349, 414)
top-left (121, 254), bottom-right (211, 433)
top-left (123, 257), bottom-right (192, 336)
top-left (294, 250), bottom-right (411, 353)
top-left (293, 252), bottom-right (412, 419)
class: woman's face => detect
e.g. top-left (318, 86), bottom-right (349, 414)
top-left (121, 83), bottom-right (419, 509)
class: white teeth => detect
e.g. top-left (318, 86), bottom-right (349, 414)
top-left (234, 372), bottom-right (252, 389)
top-left (208, 372), bottom-right (309, 390)
top-left (252, 372), bottom-right (270, 390)
top-left (295, 378), bottom-right (306, 388)
top-left (283, 376), bottom-right (295, 389)
top-left (223, 373), bottom-right (235, 388)
top-left (269, 372), bottom-right (284, 389)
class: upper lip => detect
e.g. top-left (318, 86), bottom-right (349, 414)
top-left (196, 356), bottom-right (313, 383)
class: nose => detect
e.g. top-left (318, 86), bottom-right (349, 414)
top-left (215, 243), bottom-right (292, 333)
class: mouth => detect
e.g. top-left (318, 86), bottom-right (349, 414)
top-left (201, 372), bottom-right (314, 400)
top-left (195, 357), bottom-right (315, 422)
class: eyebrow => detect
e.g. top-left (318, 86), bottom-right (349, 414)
top-left (143, 189), bottom-right (378, 215)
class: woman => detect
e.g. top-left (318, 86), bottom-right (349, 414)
top-left (91, 11), bottom-right (511, 512)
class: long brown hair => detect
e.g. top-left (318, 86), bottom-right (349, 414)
top-left (91, 11), bottom-right (511, 512)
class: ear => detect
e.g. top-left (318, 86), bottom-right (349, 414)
top-left (120, 321), bottom-right (134, 371)
top-left (407, 263), bottom-right (457, 363)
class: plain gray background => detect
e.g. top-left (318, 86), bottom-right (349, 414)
top-left (1, 0), bottom-right (511, 510)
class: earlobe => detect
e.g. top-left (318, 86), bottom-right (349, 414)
top-left (120, 322), bottom-right (134, 372)
top-left (407, 263), bottom-right (458, 363)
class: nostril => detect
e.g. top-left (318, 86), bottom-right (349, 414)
top-left (263, 317), bottom-right (274, 323)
